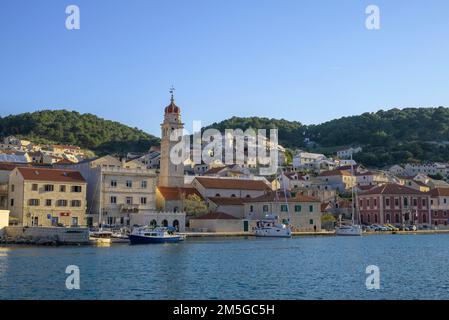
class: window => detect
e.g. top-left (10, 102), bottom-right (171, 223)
top-left (141, 181), bottom-right (147, 188)
top-left (32, 184), bottom-right (38, 191)
top-left (413, 198), bottom-right (418, 206)
top-left (71, 200), bottom-right (81, 207)
top-left (140, 197), bottom-right (147, 205)
top-left (385, 198), bottom-right (390, 207)
top-left (44, 184), bottom-right (54, 192)
top-left (126, 180), bottom-right (132, 188)
top-left (45, 199), bottom-right (52, 206)
top-left (126, 197), bottom-right (133, 205)
top-left (444, 198), bottom-right (447, 204)
top-left (10, 199), bottom-right (14, 206)
top-left (28, 199), bottom-right (40, 206)
top-left (263, 205), bottom-right (269, 212)
top-left (11, 184), bottom-right (14, 192)
top-left (110, 180), bottom-right (117, 187)
top-left (295, 205), bottom-right (302, 212)
top-left (71, 186), bottom-right (82, 193)
top-left (281, 205), bottom-right (288, 212)
top-left (71, 217), bottom-right (78, 227)
top-left (374, 199), bottom-right (377, 207)
top-left (367, 199), bottom-right (370, 207)
top-left (404, 198), bottom-right (408, 206)
top-left (57, 200), bottom-right (68, 207)
top-left (309, 219), bottom-right (314, 225)
top-left (110, 196), bottom-right (117, 204)
top-left (250, 205), bottom-right (254, 212)
top-left (394, 198), bottom-right (399, 207)
top-left (422, 199), bottom-right (427, 207)
top-left (231, 194), bottom-right (236, 198)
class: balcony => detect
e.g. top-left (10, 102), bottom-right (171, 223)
top-left (119, 204), bottom-right (140, 213)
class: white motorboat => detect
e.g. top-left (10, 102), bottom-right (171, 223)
top-left (254, 214), bottom-right (292, 238)
top-left (89, 230), bottom-right (113, 245)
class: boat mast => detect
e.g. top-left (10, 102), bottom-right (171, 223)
top-left (350, 154), bottom-right (355, 225)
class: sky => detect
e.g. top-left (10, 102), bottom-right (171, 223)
top-left (1, 0), bottom-right (449, 137)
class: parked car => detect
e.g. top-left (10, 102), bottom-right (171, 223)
top-left (385, 224), bottom-right (399, 231)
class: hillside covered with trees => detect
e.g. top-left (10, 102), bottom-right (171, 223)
top-left (0, 110), bottom-right (160, 155)
top-left (207, 107), bottom-right (449, 167)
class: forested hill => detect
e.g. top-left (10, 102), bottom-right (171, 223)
top-left (207, 107), bottom-right (449, 167)
top-left (0, 110), bottom-right (160, 155)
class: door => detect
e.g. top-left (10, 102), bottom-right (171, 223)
top-left (243, 220), bottom-right (249, 232)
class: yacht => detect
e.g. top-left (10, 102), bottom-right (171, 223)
top-left (254, 214), bottom-right (292, 238)
top-left (335, 224), bottom-right (363, 236)
top-left (129, 226), bottom-right (186, 244)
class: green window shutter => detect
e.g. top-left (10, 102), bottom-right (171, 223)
top-left (309, 219), bottom-right (314, 225)
top-left (309, 205), bottom-right (313, 212)
top-left (295, 205), bottom-right (301, 212)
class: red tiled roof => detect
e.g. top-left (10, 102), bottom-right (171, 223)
top-left (17, 167), bottom-right (85, 183)
top-left (360, 183), bottom-right (423, 195)
top-left (0, 162), bottom-right (29, 171)
top-left (55, 158), bottom-right (75, 164)
top-left (244, 191), bottom-right (320, 203)
top-left (319, 170), bottom-right (352, 177)
top-left (194, 212), bottom-right (238, 220)
top-left (428, 188), bottom-right (449, 197)
top-left (157, 186), bottom-right (201, 201)
top-left (208, 197), bottom-right (245, 205)
top-left (195, 177), bottom-right (271, 191)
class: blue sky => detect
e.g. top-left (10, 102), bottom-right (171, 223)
top-left (1, 0), bottom-right (449, 137)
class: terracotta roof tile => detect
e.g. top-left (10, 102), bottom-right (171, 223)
top-left (195, 177), bottom-right (271, 191)
top-left (194, 212), bottom-right (238, 220)
top-left (428, 188), bottom-right (449, 197)
top-left (17, 167), bottom-right (85, 183)
top-left (243, 191), bottom-right (320, 203)
top-left (319, 170), bottom-right (352, 177)
top-left (208, 197), bottom-right (245, 205)
top-left (360, 183), bottom-right (423, 195)
top-left (157, 186), bottom-right (201, 201)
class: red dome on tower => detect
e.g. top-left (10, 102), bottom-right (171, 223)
top-left (165, 88), bottom-right (180, 114)
top-left (164, 100), bottom-right (180, 114)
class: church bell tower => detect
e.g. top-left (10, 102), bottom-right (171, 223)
top-left (158, 87), bottom-right (185, 188)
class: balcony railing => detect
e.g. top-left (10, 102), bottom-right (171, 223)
top-left (119, 204), bottom-right (140, 213)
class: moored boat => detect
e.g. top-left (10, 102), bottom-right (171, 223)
top-left (129, 226), bottom-right (185, 244)
top-left (254, 214), bottom-right (292, 238)
top-left (89, 230), bottom-right (113, 245)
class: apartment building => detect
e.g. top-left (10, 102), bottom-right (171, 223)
top-left (8, 167), bottom-right (87, 227)
top-left (58, 155), bottom-right (158, 227)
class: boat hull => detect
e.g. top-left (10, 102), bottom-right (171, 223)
top-left (254, 228), bottom-right (291, 238)
top-left (335, 226), bottom-right (362, 236)
top-left (129, 234), bottom-right (183, 244)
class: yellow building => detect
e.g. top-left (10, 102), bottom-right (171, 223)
top-left (8, 167), bottom-right (87, 227)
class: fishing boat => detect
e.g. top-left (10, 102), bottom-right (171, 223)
top-left (254, 214), bottom-right (292, 238)
top-left (89, 230), bottom-right (113, 245)
top-left (129, 226), bottom-right (185, 244)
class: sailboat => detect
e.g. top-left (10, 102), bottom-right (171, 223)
top-left (254, 170), bottom-right (292, 238)
top-left (89, 171), bottom-right (113, 245)
top-left (335, 156), bottom-right (362, 236)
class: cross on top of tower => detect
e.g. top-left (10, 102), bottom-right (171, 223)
top-left (169, 85), bottom-right (175, 102)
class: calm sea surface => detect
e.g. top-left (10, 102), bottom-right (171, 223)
top-left (1, 234), bottom-right (449, 300)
